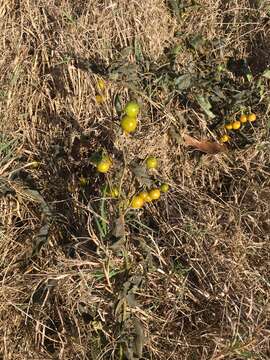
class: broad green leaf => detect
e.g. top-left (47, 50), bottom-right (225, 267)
top-left (196, 95), bottom-right (216, 118)
top-left (262, 68), bottom-right (270, 79)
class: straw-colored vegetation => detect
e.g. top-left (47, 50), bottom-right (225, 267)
top-left (1, 1), bottom-right (270, 359)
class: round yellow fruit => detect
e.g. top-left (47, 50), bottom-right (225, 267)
top-left (97, 78), bottom-right (106, 91)
top-left (232, 121), bottom-right (241, 130)
top-left (219, 134), bottom-right (230, 143)
top-left (225, 123), bottom-right (233, 130)
top-left (124, 101), bottom-right (140, 117)
top-left (110, 187), bottom-right (119, 198)
top-left (146, 156), bottom-right (158, 170)
top-left (97, 158), bottom-right (112, 173)
top-left (149, 188), bottom-right (161, 200)
top-left (138, 191), bottom-right (149, 201)
top-left (95, 94), bottom-right (106, 104)
top-left (120, 115), bottom-right (138, 133)
top-left (240, 114), bottom-right (248, 123)
top-left (248, 113), bottom-right (256, 122)
top-left (160, 183), bottom-right (169, 193)
top-left (131, 196), bottom-right (144, 209)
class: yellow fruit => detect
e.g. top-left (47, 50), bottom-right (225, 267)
top-left (149, 188), bottom-right (161, 200)
top-left (248, 113), bottom-right (256, 122)
top-left (124, 101), bottom-right (140, 117)
top-left (138, 191), bottom-right (149, 201)
top-left (120, 115), bottom-right (138, 133)
top-left (240, 114), bottom-right (248, 123)
top-left (95, 94), bottom-right (106, 104)
top-left (160, 183), bottom-right (169, 193)
top-left (110, 187), bottom-right (119, 198)
top-left (31, 161), bottom-right (40, 169)
top-left (97, 158), bottom-right (112, 173)
top-left (219, 134), bottom-right (230, 143)
top-left (131, 196), bottom-right (144, 209)
top-left (144, 194), bottom-right (152, 203)
top-left (146, 156), bottom-right (158, 170)
top-left (232, 121), bottom-right (241, 130)
top-left (97, 78), bottom-right (106, 91)
top-left (225, 123), bottom-right (233, 130)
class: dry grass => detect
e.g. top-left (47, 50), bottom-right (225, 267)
top-left (1, 0), bottom-right (270, 359)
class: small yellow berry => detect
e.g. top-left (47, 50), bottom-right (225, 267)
top-left (149, 188), bottom-right (161, 201)
top-left (95, 94), bottom-right (106, 104)
top-left (146, 156), bottom-right (158, 170)
top-left (97, 78), bottom-right (106, 91)
top-left (31, 161), bottom-right (41, 169)
top-left (248, 113), bottom-right (256, 122)
top-left (225, 123), bottom-right (233, 130)
top-left (232, 121), bottom-right (241, 130)
top-left (160, 183), bottom-right (169, 193)
top-left (138, 191), bottom-right (149, 201)
top-left (97, 158), bottom-right (112, 173)
top-left (110, 187), bottom-right (119, 198)
top-left (120, 115), bottom-right (138, 133)
top-left (240, 114), bottom-right (248, 123)
top-left (219, 134), bottom-right (230, 143)
top-left (124, 101), bottom-right (140, 117)
top-left (130, 196), bottom-right (144, 209)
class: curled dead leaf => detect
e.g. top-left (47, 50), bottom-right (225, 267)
top-left (183, 134), bottom-right (227, 154)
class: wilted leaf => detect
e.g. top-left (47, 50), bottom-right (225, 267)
top-left (112, 214), bottom-right (125, 239)
top-left (189, 34), bottom-right (205, 50)
top-left (131, 163), bottom-right (152, 187)
top-left (262, 68), bottom-right (270, 79)
top-left (133, 318), bottom-right (145, 358)
top-left (174, 74), bottom-right (192, 90)
top-left (183, 134), bottom-right (227, 154)
top-left (196, 95), bottom-right (216, 119)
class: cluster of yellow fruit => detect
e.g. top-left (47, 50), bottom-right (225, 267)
top-left (92, 99), bottom-right (170, 209)
top-left (220, 113), bottom-right (257, 143)
top-left (131, 183), bottom-right (169, 209)
top-left (120, 101), bottom-right (140, 133)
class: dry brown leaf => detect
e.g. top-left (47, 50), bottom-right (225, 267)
top-left (183, 134), bottom-right (227, 154)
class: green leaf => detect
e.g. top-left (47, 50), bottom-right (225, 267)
top-left (89, 151), bottom-right (103, 165)
top-left (195, 95), bottom-right (216, 118)
top-left (114, 94), bottom-right (122, 116)
top-left (262, 68), bottom-right (270, 79)
top-left (174, 74), bottom-right (192, 90)
top-left (134, 39), bottom-right (143, 62)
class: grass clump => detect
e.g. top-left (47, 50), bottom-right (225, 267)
top-left (1, 1), bottom-right (270, 359)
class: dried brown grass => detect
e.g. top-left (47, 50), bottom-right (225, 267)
top-left (1, 0), bottom-right (270, 359)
